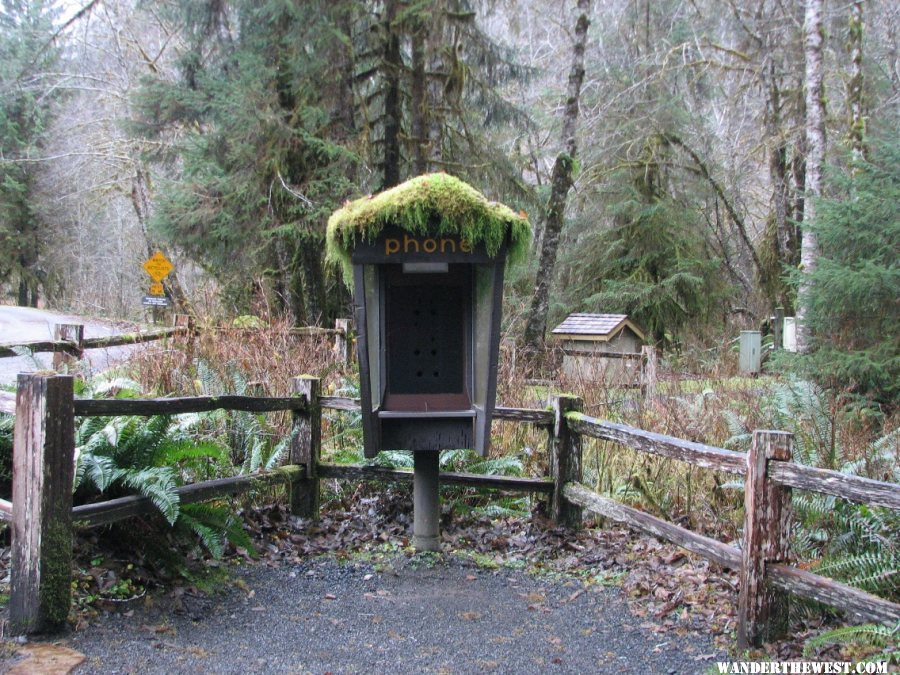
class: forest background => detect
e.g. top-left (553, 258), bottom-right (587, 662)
top-left (1, 0), bottom-right (897, 403)
top-left (1, 2), bottom-right (898, 652)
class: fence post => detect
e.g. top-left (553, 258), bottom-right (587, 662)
top-left (173, 313), bottom-right (196, 361)
top-left (10, 374), bottom-right (76, 634)
top-left (738, 430), bottom-right (793, 648)
top-left (173, 313), bottom-right (194, 333)
top-left (640, 345), bottom-right (657, 401)
top-left (52, 323), bottom-right (84, 370)
top-left (289, 376), bottom-right (321, 519)
top-left (549, 393), bottom-right (583, 528)
top-left (773, 307), bottom-right (784, 351)
top-left (333, 318), bottom-right (352, 365)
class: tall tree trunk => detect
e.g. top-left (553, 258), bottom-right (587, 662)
top-left (765, 63), bottom-right (792, 263)
top-left (17, 277), bottom-right (29, 307)
top-left (381, 0), bottom-right (402, 189)
top-left (523, 0), bottom-right (590, 351)
top-left (410, 21), bottom-right (428, 175)
top-left (846, 1), bottom-right (865, 161)
top-left (280, 237), bottom-right (306, 325)
top-left (297, 239), bottom-right (325, 326)
top-left (797, 0), bottom-right (826, 353)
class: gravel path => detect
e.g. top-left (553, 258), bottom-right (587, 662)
top-left (57, 554), bottom-right (724, 674)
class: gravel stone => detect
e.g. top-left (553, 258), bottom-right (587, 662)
top-left (61, 554), bottom-right (725, 674)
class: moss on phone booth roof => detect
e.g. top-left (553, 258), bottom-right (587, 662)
top-left (326, 173), bottom-right (531, 285)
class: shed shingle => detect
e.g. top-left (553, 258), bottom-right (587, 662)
top-left (551, 313), bottom-right (645, 342)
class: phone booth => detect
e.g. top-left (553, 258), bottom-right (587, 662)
top-left (327, 173), bottom-right (530, 550)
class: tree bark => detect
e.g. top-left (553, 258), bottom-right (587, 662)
top-left (411, 20), bottom-right (428, 176)
top-left (381, 0), bottom-right (402, 189)
top-left (523, 0), bottom-right (590, 351)
top-left (846, 1), bottom-right (865, 161)
top-left (765, 62), bottom-right (797, 269)
top-left (796, 0), bottom-right (826, 353)
top-left (297, 238), bottom-right (325, 326)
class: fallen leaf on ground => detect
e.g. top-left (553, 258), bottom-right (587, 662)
top-left (8, 644), bottom-right (86, 675)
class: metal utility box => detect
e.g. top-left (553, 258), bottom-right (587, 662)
top-left (739, 330), bottom-right (762, 374)
top-left (327, 174), bottom-right (530, 459)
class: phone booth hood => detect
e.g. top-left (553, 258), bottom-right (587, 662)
top-left (327, 173), bottom-right (531, 458)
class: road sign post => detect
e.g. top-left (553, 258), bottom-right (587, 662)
top-left (142, 251), bottom-right (174, 323)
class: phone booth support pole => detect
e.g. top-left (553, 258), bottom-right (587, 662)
top-left (413, 451), bottom-right (440, 552)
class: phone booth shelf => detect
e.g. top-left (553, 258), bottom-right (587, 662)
top-left (327, 173), bottom-right (531, 551)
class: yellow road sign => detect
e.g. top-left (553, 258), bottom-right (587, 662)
top-left (149, 282), bottom-right (165, 296)
top-left (143, 251), bottom-right (173, 282)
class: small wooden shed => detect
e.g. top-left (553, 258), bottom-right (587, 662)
top-left (552, 313), bottom-right (647, 381)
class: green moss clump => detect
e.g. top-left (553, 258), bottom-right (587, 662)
top-left (326, 173), bottom-right (531, 285)
top-left (38, 521), bottom-right (73, 630)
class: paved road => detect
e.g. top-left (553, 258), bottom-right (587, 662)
top-left (0, 306), bottom-right (143, 385)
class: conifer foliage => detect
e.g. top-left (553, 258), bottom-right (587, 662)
top-left (0, 0), bottom-right (60, 306)
top-left (132, 0), bottom-right (357, 324)
top-left (803, 139), bottom-right (900, 405)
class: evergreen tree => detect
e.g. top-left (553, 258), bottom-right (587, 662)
top-left (803, 138), bottom-right (900, 405)
top-left (562, 154), bottom-right (729, 346)
top-left (132, 0), bottom-right (357, 324)
top-left (354, 0), bottom-right (533, 197)
top-left (0, 0), bottom-right (60, 306)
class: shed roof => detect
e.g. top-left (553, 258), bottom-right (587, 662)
top-left (551, 313), bottom-right (646, 342)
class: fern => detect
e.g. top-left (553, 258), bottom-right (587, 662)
top-left (374, 450), bottom-right (414, 469)
top-left (467, 456), bottom-right (523, 477)
top-left (721, 409), bottom-right (751, 450)
top-left (724, 377), bottom-right (900, 602)
top-left (177, 503), bottom-right (254, 558)
top-left (120, 467), bottom-right (180, 525)
top-left (115, 415), bottom-right (173, 468)
top-left (814, 551), bottom-right (899, 597)
top-left (69, 368), bottom-right (275, 558)
top-left (258, 434), bottom-right (289, 472)
top-left (803, 621), bottom-right (899, 663)
top-left (473, 502), bottom-right (529, 518)
top-left (76, 453), bottom-right (123, 492)
top-left (177, 509), bottom-right (225, 558)
top-left (87, 376), bottom-right (144, 399)
top-left (74, 412), bottom-right (227, 528)
top-left (440, 448), bottom-right (472, 470)
top-left (10, 345), bottom-right (43, 370)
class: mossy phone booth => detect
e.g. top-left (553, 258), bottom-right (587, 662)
top-left (351, 231), bottom-right (506, 459)
top-left (327, 174), bottom-right (529, 552)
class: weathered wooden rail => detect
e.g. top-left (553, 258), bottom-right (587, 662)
top-left (0, 316), bottom-right (354, 365)
top-left (562, 410), bottom-right (900, 647)
top-left (0, 324), bottom-right (190, 358)
top-left (2, 372), bottom-right (897, 649)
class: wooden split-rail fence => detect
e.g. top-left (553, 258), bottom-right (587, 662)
top-left (0, 316), bottom-right (355, 370)
top-left (1, 371), bottom-right (898, 647)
